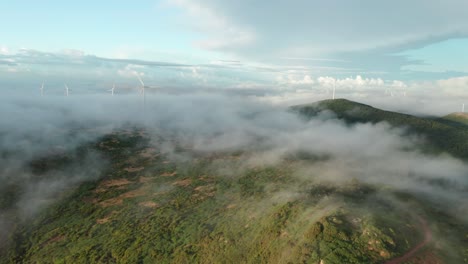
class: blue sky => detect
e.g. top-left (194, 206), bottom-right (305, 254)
top-left (1, 0), bottom-right (468, 107)
top-left (0, 1), bottom-right (212, 61)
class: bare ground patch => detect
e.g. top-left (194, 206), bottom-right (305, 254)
top-left (124, 167), bottom-right (145, 173)
top-left (161, 171), bottom-right (177, 177)
top-left (94, 178), bottom-right (133, 193)
top-left (96, 211), bottom-right (119, 224)
top-left (139, 148), bottom-right (159, 159)
top-left (172, 179), bottom-right (192, 187)
top-left (139, 201), bottom-right (160, 208)
top-left (139, 176), bottom-right (155, 183)
top-left (99, 187), bottom-right (148, 207)
top-left (41, 235), bottom-right (66, 248)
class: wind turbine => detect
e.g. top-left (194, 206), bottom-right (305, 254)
top-left (136, 75), bottom-right (146, 107)
top-left (135, 74), bottom-right (160, 108)
top-left (40, 82), bottom-right (44, 96)
top-left (463, 103), bottom-right (465, 113)
top-left (64, 83), bottom-right (70, 97)
top-left (332, 79), bottom-right (336, 100)
top-left (108, 83), bottom-right (115, 96)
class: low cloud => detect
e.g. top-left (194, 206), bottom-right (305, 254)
top-left (0, 90), bottom-right (467, 248)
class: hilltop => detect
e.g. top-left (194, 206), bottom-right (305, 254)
top-left (1, 100), bottom-right (467, 264)
top-left (291, 99), bottom-right (468, 160)
top-left (441, 112), bottom-right (468, 126)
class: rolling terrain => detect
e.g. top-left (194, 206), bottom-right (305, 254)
top-left (1, 99), bottom-right (467, 263)
top-left (292, 99), bottom-right (468, 160)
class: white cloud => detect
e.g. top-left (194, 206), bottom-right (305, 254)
top-left (258, 75), bottom-right (468, 116)
top-left (168, 0), bottom-right (468, 70)
top-left (436, 76), bottom-right (468, 96)
top-left (167, 0), bottom-right (256, 51)
top-left (61, 49), bottom-right (86, 57)
top-left (117, 64), bottom-right (146, 78)
top-left (278, 74), bottom-right (315, 85)
top-left (0, 46), bottom-right (10, 55)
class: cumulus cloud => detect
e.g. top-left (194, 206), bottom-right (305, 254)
top-left (168, 0), bottom-right (468, 55)
top-left (166, 0), bottom-right (468, 77)
top-left (258, 75), bottom-right (468, 116)
top-left (0, 46), bottom-right (10, 55)
top-left (168, 0), bottom-right (256, 51)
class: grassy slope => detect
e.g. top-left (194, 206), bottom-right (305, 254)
top-left (2, 131), bottom-right (442, 264)
top-left (440, 112), bottom-right (468, 126)
top-left (291, 99), bottom-right (468, 160)
top-left (2, 100), bottom-right (468, 263)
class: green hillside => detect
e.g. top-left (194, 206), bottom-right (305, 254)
top-left (1, 101), bottom-right (468, 263)
top-left (441, 112), bottom-right (468, 126)
top-left (291, 99), bottom-right (468, 160)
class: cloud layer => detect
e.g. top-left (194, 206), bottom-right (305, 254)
top-left (169, 0), bottom-right (468, 54)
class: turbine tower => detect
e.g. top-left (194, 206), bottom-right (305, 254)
top-left (108, 83), bottom-right (115, 96)
top-left (332, 79), bottom-right (336, 100)
top-left (64, 84), bottom-right (70, 97)
top-left (136, 74), bottom-right (146, 108)
top-left (463, 103), bottom-right (465, 113)
top-left (40, 82), bottom-right (44, 96)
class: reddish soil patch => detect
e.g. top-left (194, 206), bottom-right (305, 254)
top-left (192, 186), bottom-right (216, 201)
top-left (94, 178), bottom-right (132, 193)
top-left (102, 178), bottom-right (132, 187)
top-left (404, 250), bottom-right (443, 264)
top-left (139, 201), bottom-right (160, 208)
top-left (194, 185), bottom-right (214, 192)
top-left (96, 217), bottom-right (111, 224)
top-left (161, 171), bottom-right (177, 177)
top-left (99, 198), bottom-right (124, 207)
top-left (172, 179), bottom-right (192, 187)
top-left (40, 234), bottom-right (66, 248)
top-left (139, 148), bottom-right (159, 159)
top-left (139, 176), bottom-right (154, 183)
top-left (452, 112), bottom-right (468, 118)
top-left (99, 187), bottom-right (147, 207)
top-left (124, 167), bottom-right (145, 173)
top-left (198, 175), bottom-right (214, 182)
top-left (96, 211), bottom-right (119, 224)
top-left (385, 216), bottom-right (432, 264)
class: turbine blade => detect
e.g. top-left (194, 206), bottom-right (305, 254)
top-left (136, 74), bottom-right (145, 87)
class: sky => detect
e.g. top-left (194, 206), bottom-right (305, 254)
top-left (1, 0), bottom-right (467, 113)
top-left (1, 1), bottom-right (468, 243)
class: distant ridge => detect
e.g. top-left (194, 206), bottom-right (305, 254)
top-left (291, 99), bottom-right (468, 160)
top-left (441, 112), bottom-right (468, 126)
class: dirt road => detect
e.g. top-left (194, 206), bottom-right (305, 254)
top-left (384, 216), bottom-right (432, 264)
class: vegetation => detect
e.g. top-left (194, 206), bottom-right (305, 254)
top-left (440, 112), bottom-right (468, 126)
top-left (291, 99), bottom-right (468, 160)
top-left (1, 100), bottom-right (468, 263)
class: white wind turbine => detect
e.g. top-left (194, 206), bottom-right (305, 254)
top-left (108, 83), bottom-right (115, 96)
top-left (40, 82), bottom-right (44, 96)
top-left (463, 103), bottom-right (465, 113)
top-left (64, 83), bottom-right (70, 97)
top-left (385, 88), bottom-right (395, 97)
top-left (332, 79), bottom-right (336, 100)
top-left (135, 74), bottom-right (160, 108)
top-left (136, 74), bottom-right (146, 107)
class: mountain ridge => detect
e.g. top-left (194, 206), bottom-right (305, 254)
top-left (291, 99), bottom-right (468, 160)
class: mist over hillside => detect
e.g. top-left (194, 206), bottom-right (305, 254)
top-left (3, 1), bottom-right (468, 263)
top-left (0, 92), bottom-right (467, 262)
